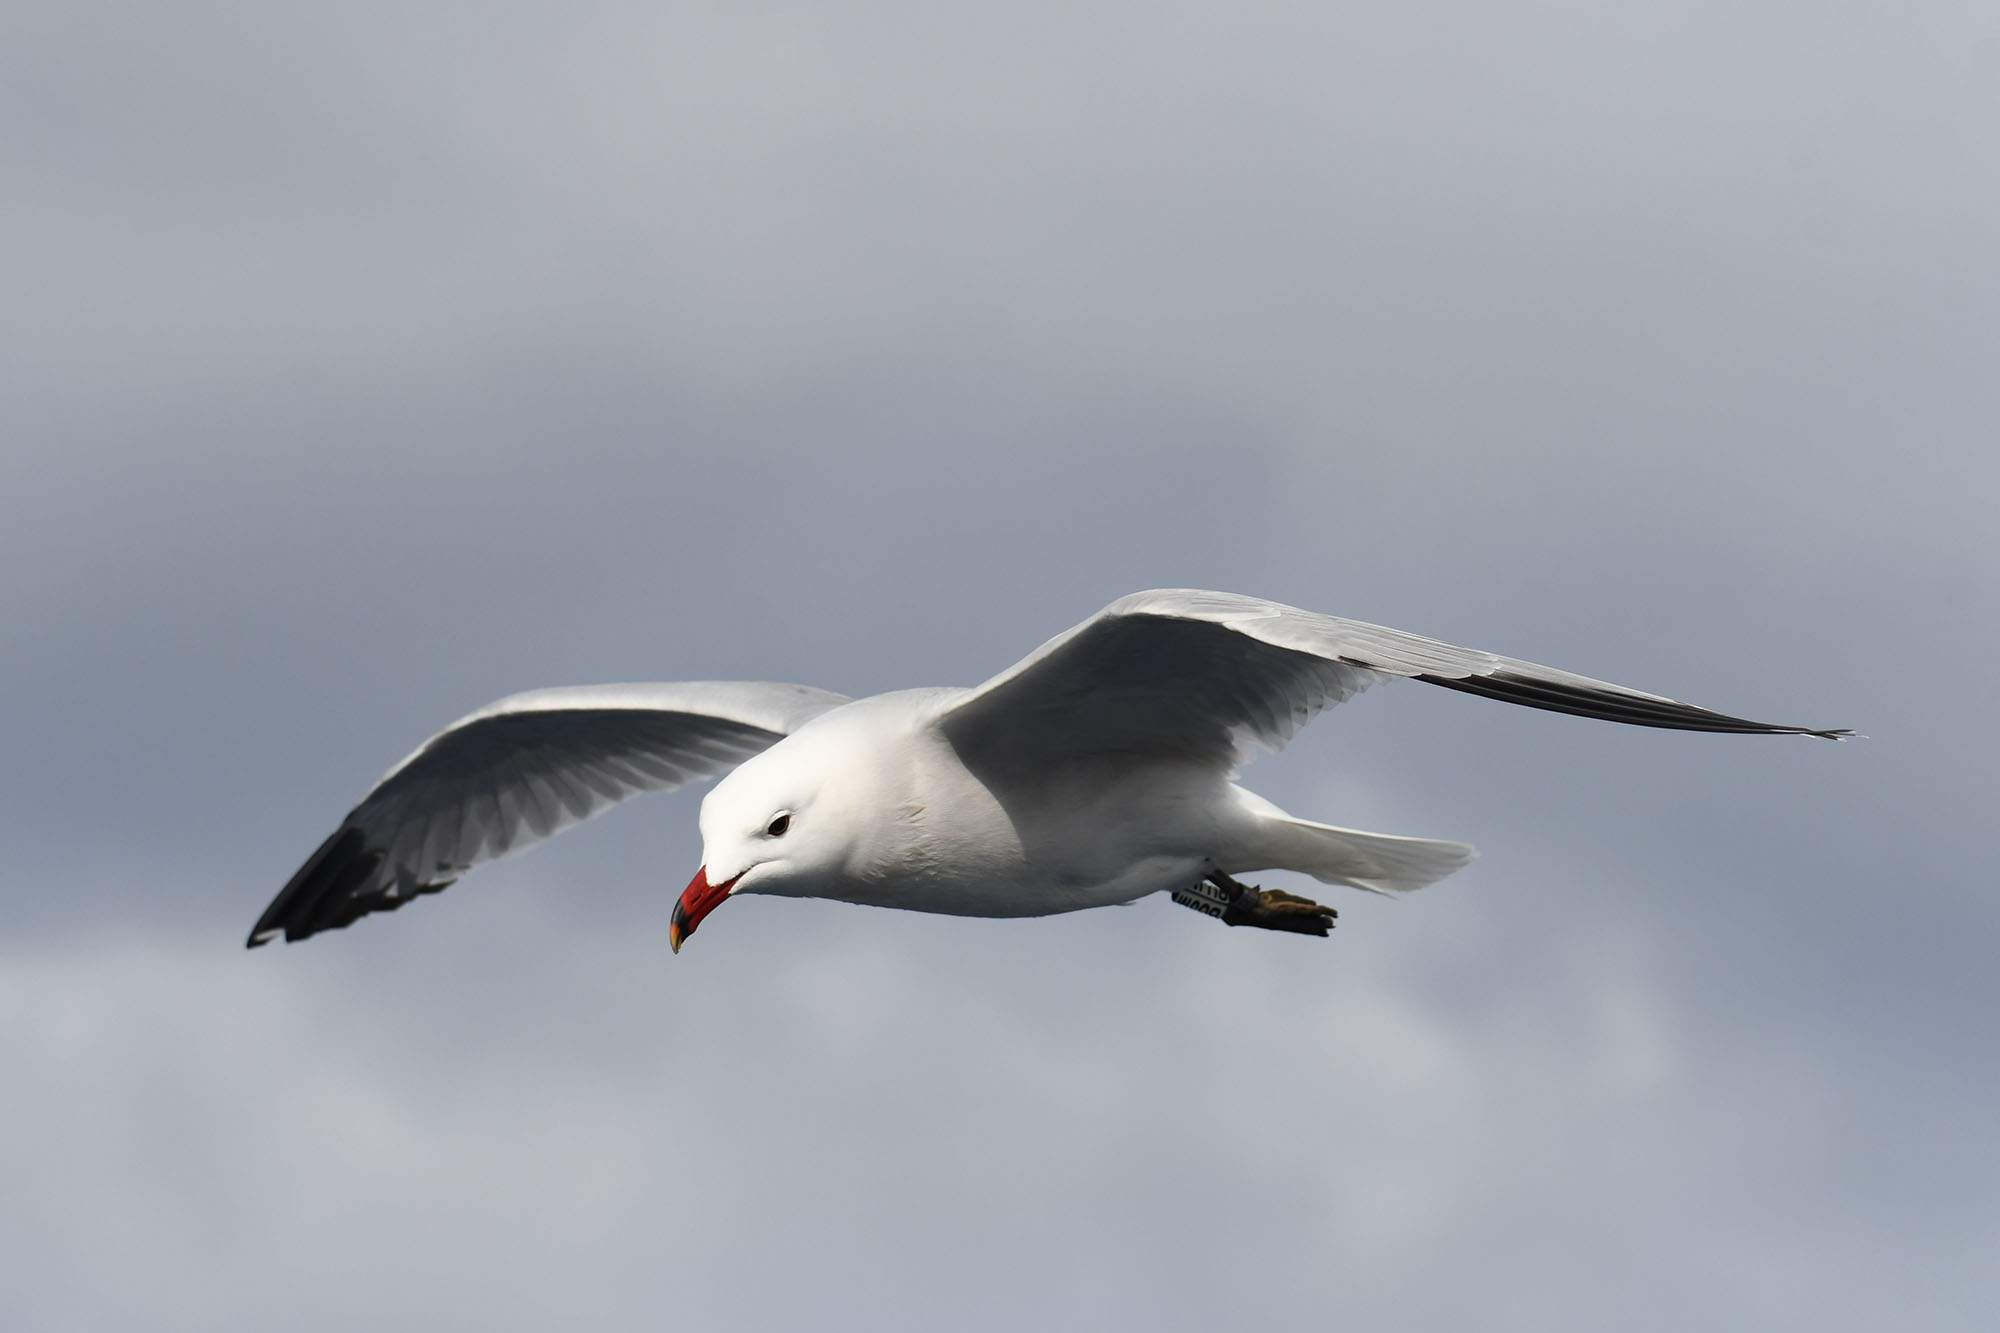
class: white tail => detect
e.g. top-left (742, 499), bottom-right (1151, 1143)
top-left (1229, 787), bottom-right (1476, 894)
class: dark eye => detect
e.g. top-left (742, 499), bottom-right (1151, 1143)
top-left (765, 813), bottom-right (791, 838)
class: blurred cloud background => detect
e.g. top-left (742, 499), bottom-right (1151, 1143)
top-left (4, 2), bottom-right (1994, 1328)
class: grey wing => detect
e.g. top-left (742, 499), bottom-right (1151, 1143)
top-left (249, 681), bottom-right (849, 946)
top-left (935, 589), bottom-right (1848, 779)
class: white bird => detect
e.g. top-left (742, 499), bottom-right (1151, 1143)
top-left (249, 589), bottom-right (1848, 951)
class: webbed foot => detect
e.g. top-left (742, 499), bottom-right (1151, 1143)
top-left (1170, 870), bottom-right (1337, 937)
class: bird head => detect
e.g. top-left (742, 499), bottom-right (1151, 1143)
top-left (671, 732), bottom-right (859, 953)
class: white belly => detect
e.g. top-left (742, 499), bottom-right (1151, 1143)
top-left (829, 741), bottom-right (1237, 918)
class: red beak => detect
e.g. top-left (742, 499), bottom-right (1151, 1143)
top-left (669, 866), bottom-right (738, 954)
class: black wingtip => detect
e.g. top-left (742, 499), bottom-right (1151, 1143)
top-left (1419, 668), bottom-right (1852, 741)
top-left (248, 825), bottom-right (381, 948)
top-left (249, 822), bottom-right (466, 949)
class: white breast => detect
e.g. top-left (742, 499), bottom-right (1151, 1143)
top-left (839, 721), bottom-right (1232, 918)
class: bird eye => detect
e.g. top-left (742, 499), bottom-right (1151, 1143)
top-left (765, 813), bottom-right (791, 837)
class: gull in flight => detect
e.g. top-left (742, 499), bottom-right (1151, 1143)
top-left (248, 590), bottom-right (1848, 952)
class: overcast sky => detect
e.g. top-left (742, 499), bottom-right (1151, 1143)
top-left (4, 3), bottom-right (1995, 1329)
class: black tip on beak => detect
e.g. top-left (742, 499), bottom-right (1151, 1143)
top-left (668, 896), bottom-right (691, 954)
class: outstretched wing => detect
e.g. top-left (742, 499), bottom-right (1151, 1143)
top-left (935, 589), bottom-right (1847, 779)
top-left (250, 681), bottom-right (849, 946)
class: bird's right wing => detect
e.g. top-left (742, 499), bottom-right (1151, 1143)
top-left (934, 589), bottom-right (1848, 781)
top-left (249, 681), bottom-right (848, 947)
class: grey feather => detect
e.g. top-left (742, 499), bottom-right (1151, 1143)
top-left (936, 588), bottom-right (1848, 781)
top-left (249, 681), bottom-right (848, 946)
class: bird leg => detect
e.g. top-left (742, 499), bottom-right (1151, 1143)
top-left (1170, 869), bottom-right (1337, 937)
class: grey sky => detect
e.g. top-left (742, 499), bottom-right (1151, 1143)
top-left (4, 3), bottom-right (1994, 1329)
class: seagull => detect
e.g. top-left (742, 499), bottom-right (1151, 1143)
top-left (248, 589), bottom-right (1849, 952)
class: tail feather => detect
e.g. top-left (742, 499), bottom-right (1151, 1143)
top-left (1230, 788), bottom-right (1475, 894)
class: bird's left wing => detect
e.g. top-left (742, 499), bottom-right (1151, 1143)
top-left (934, 589), bottom-right (1847, 781)
top-left (249, 681), bottom-right (848, 946)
